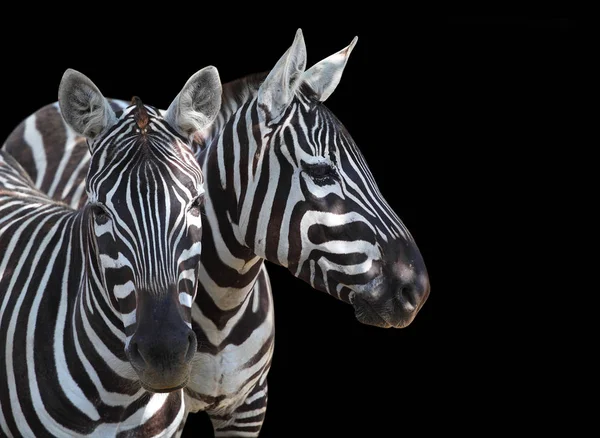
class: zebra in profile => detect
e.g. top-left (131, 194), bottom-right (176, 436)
top-left (0, 66), bottom-right (223, 437)
top-left (2, 29), bottom-right (430, 436)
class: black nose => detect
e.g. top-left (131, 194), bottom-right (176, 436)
top-left (126, 291), bottom-right (198, 389)
top-left (352, 237), bottom-right (430, 328)
top-left (380, 235), bottom-right (429, 305)
top-left (128, 327), bottom-right (197, 372)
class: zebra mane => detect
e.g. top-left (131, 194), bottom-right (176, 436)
top-left (196, 70), bottom-right (318, 152)
top-left (221, 70), bottom-right (317, 107)
top-left (193, 71), bottom-right (268, 150)
top-left (222, 71), bottom-right (269, 108)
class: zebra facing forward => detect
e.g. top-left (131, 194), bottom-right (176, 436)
top-left (0, 66), bottom-right (223, 437)
top-left (2, 29), bottom-right (430, 436)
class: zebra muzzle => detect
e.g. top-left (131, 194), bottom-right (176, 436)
top-left (351, 239), bottom-right (430, 329)
top-left (126, 292), bottom-right (197, 392)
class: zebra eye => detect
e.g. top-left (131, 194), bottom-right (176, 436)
top-left (302, 162), bottom-right (338, 185)
top-left (189, 195), bottom-right (204, 216)
top-left (91, 204), bottom-right (110, 224)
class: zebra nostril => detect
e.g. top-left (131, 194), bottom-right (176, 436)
top-left (128, 341), bottom-right (147, 371)
top-left (398, 285), bottom-right (417, 309)
top-left (184, 331), bottom-right (198, 363)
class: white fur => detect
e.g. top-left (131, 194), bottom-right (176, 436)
top-left (303, 36), bottom-right (358, 101)
top-left (164, 66), bottom-right (223, 138)
top-left (58, 69), bottom-right (117, 141)
top-left (256, 28), bottom-right (307, 120)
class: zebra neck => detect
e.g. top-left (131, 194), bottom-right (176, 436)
top-left (197, 76), bottom-right (267, 259)
top-left (196, 205), bottom-right (265, 315)
top-left (193, 73), bottom-right (269, 315)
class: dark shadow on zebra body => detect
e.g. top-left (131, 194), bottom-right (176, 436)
top-left (1, 29), bottom-right (430, 436)
top-left (0, 66), bottom-right (223, 436)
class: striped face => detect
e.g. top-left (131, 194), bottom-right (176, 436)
top-left (251, 87), bottom-right (429, 328)
top-left (56, 66), bottom-right (221, 392)
top-left (86, 104), bottom-right (204, 391)
top-left (233, 29), bottom-right (430, 329)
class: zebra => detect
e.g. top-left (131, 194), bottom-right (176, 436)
top-left (0, 66), bottom-right (223, 437)
top-left (2, 29), bottom-right (430, 436)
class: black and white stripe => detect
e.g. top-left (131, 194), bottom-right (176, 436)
top-left (0, 66), bottom-right (222, 437)
top-left (2, 29), bottom-right (430, 437)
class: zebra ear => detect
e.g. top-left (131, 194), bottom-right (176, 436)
top-left (257, 28), bottom-right (307, 121)
top-left (58, 69), bottom-right (117, 141)
top-left (164, 66), bottom-right (222, 138)
top-left (302, 36), bottom-right (358, 102)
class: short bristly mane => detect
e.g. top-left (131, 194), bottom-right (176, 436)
top-left (223, 72), bottom-right (267, 109)
top-left (194, 71), bottom-right (268, 151)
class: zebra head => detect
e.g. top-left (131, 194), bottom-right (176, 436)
top-left (58, 67), bottom-right (221, 392)
top-left (248, 29), bottom-right (430, 328)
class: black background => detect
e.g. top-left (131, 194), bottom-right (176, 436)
top-left (0, 11), bottom-right (573, 437)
